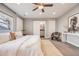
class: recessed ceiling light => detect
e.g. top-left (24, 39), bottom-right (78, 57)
top-left (24, 12), bottom-right (28, 16)
top-left (52, 12), bottom-right (56, 15)
top-left (39, 12), bottom-right (42, 15)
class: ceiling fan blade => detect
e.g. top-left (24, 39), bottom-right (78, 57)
top-left (42, 9), bottom-right (44, 12)
top-left (32, 7), bottom-right (38, 11)
top-left (43, 4), bottom-right (53, 7)
top-left (33, 3), bottom-right (41, 5)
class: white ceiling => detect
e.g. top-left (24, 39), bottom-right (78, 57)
top-left (4, 3), bottom-right (78, 18)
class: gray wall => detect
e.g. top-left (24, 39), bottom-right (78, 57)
top-left (0, 4), bottom-right (23, 32)
top-left (23, 18), bottom-right (56, 35)
top-left (56, 4), bottom-right (79, 32)
top-left (0, 4), bottom-right (16, 17)
top-left (23, 20), bottom-right (33, 35)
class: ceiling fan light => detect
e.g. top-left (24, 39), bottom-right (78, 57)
top-left (24, 12), bottom-right (28, 16)
top-left (38, 5), bottom-right (44, 9)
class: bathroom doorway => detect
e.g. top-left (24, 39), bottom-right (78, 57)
top-left (40, 21), bottom-right (46, 38)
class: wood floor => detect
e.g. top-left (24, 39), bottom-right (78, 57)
top-left (41, 38), bottom-right (79, 56)
top-left (41, 40), bottom-right (63, 56)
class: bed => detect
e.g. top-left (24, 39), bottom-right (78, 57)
top-left (0, 35), bottom-right (43, 56)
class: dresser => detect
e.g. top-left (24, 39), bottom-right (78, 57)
top-left (62, 33), bottom-right (79, 47)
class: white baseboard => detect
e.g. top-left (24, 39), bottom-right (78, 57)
top-left (67, 41), bottom-right (79, 48)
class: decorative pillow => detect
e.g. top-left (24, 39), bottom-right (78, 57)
top-left (16, 31), bottom-right (23, 39)
top-left (0, 33), bottom-right (10, 44)
top-left (10, 32), bottom-right (16, 40)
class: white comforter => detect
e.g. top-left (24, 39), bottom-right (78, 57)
top-left (0, 35), bottom-right (43, 56)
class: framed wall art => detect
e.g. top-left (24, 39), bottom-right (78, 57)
top-left (0, 11), bottom-right (14, 33)
top-left (68, 13), bottom-right (79, 32)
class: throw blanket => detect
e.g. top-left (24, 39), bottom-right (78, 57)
top-left (0, 35), bottom-right (43, 56)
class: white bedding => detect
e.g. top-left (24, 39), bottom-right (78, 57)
top-left (0, 35), bottom-right (43, 56)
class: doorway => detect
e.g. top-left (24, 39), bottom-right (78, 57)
top-left (33, 21), bottom-right (46, 38)
top-left (40, 21), bottom-right (46, 38)
top-left (33, 20), bottom-right (55, 39)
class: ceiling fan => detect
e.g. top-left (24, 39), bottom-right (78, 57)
top-left (32, 3), bottom-right (53, 12)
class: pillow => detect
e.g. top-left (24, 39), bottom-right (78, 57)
top-left (10, 32), bottom-right (16, 40)
top-left (0, 33), bottom-right (10, 44)
top-left (16, 31), bottom-right (23, 39)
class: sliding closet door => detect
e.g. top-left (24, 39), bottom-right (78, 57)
top-left (33, 21), bottom-right (40, 35)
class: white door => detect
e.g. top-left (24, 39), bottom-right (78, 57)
top-left (33, 21), bottom-right (40, 35)
top-left (45, 20), bottom-right (55, 38)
